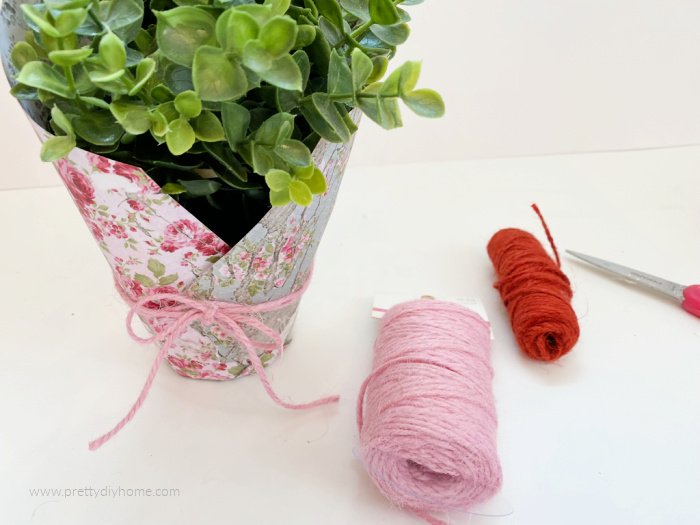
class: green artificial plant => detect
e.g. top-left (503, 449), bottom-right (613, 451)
top-left (9, 0), bottom-right (443, 244)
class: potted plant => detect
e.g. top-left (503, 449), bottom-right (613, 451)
top-left (0, 0), bottom-right (443, 444)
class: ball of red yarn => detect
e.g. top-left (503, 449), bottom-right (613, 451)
top-left (487, 207), bottom-right (579, 361)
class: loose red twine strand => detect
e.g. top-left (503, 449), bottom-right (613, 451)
top-left (487, 204), bottom-right (579, 361)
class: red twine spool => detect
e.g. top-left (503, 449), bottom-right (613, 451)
top-left (487, 205), bottom-right (579, 361)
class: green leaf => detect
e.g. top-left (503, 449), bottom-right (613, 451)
top-left (178, 178), bottom-right (222, 196)
top-left (10, 83), bottom-right (39, 100)
top-left (255, 112), bottom-right (294, 145)
top-left (371, 22), bottom-right (409, 46)
top-left (318, 16), bottom-right (342, 47)
top-left (110, 100), bottom-right (151, 134)
top-left (237, 3), bottom-right (274, 25)
top-left (130, 58), bottom-right (157, 96)
top-left (368, 0), bottom-right (399, 25)
top-left (264, 0), bottom-right (291, 15)
top-left (221, 102), bottom-right (251, 150)
top-left (11, 42), bottom-right (38, 70)
top-left (79, 96), bottom-right (110, 110)
top-left (48, 46), bottom-right (92, 67)
top-left (251, 143), bottom-right (275, 174)
top-left (148, 258), bottom-right (166, 278)
top-left (21, 5), bottom-right (60, 38)
top-left (305, 167), bottom-right (327, 194)
top-left (40, 135), bottom-right (75, 161)
top-left (293, 163), bottom-right (314, 180)
top-left (365, 94), bottom-right (402, 128)
top-left (174, 90), bottom-right (202, 118)
top-left (159, 274), bottom-right (179, 286)
top-left (157, 101), bottom-right (180, 122)
top-left (293, 49), bottom-right (311, 90)
top-left (161, 181), bottom-right (187, 194)
top-left (299, 92), bottom-right (351, 143)
top-left (98, 31), bottom-right (127, 72)
top-left (358, 87), bottom-right (402, 129)
top-left (328, 49), bottom-right (353, 96)
top-left (150, 110), bottom-right (169, 136)
top-left (191, 111), bottom-right (225, 142)
top-left (257, 54), bottom-right (302, 91)
top-left (16, 62), bottom-right (73, 98)
top-left (166, 118), bottom-right (197, 155)
top-left (259, 16), bottom-right (298, 58)
top-left (151, 83), bottom-right (175, 103)
top-left (50, 105), bottom-right (73, 135)
top-left (265, 168), bottom-right (292, 191)
top-left (274, 139), bottom-right (312, 167)
top-left (192, 46), bottom-right (248, 102)
top-left (202, 142), bottom-right (250, 184)
top-left (155, 6), bottom-right (217, 66)
top-left (403, 89), bottom-right (445, 118)
top-left (86, 65), bottom-right (125, 84)
top-left (134, 28), bottom-right (156, 55)
top-left (379, 66), bottom-right (401, 95)
top-left (54, 8), bottom-right (88, 37)
top-left (79, 0), bottom-right (144, 42)
top-left (351, 48), bottom-right (373, 90)
top-left (242, 40), bottom-right (273, 72)
top-left (160, 59), bottom-right (195, 94)
top-left (45, 0), bottom-right (92, 8)
top-left (126, 47), bottom-right (145, 68)
top-left (288, 179), bottom-right (312, 206)
top-left (73, 110), bottom-right (124, 145)
top-left (134, 273), bottom-right (156, 287)
top-left (294, 25), bottom-right (316, 48)
top-left (368, 55), bottom-right (388, 82)
top-left (269, 188), bottom-right (290, 206)
top-left (340, 0), bottom-right (370, 20)
top-left (398, 60), bottom-right (420, 94)
top-left (217, 10), bottom-right (259, 54)
top-left (314, 0), bottom-right (344, 30)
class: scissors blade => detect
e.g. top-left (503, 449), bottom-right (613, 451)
top-left (566, 250), bottom-right (686, 302)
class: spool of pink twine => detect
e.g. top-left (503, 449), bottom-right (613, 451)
top-left (356, 300), bottom-right (502, 525)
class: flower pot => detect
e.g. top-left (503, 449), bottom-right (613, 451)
top-left (1, 0), bottom-right (356, 381)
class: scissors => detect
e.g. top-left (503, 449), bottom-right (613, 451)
top-left (566, 250), bottom-right (700, 318)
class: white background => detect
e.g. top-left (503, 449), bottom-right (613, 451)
top-left (1, 2), bottom-right (700, 524)
top-left (3, 0), bottom-right (700, 189)
top-left (1, 148), bottom-right (699, 525)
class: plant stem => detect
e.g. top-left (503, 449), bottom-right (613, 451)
top-left (300, 91), bottom-right (398, 104)
top-left (121, 70), bottom-right (151, 104)
top-left (349, 20), bottom-right (372, 41)
top-left (55, 37), bottom-right (79, 98)
top-left (348, 0), bottom-right (404, 41)
top-left (328, 92), bottom-right (398, 100)
top-left (64, 65), bottom-right (77, 93)
top-left (87, 0), bottom-right (105, 32)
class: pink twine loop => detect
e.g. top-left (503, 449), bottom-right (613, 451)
top-left (357, 299), bottom-right (502, 525)
top-left (89, 272), bottom-right (339, 451)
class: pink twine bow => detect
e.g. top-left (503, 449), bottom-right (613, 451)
top-left (89, 275), bottom-right (339, 451)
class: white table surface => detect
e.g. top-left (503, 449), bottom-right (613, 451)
top-left (1, 146), bottom-right (699, 525)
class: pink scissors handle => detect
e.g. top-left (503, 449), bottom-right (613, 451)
top-left (682, 285), bottom-right (700, 318)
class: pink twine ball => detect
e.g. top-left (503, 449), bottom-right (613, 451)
top-left (356, 300), bottom-right (502, 525)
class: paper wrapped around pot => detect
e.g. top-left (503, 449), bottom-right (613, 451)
top-left (1, 0), bottom-right (355, 381)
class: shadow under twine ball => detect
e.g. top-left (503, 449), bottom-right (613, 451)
top-left (487, 208), bottom-right (580, 361)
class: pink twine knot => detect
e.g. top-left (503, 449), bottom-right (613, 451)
top-left (200, 303), bottom-right (219, 325)
top-left (89, 273), bottom-right (339, 451)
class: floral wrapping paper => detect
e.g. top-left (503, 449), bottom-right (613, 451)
top-left (1, 0), bottom-right (356, 381)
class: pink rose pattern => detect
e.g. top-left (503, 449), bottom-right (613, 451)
top-left (45, 116), bottom-right (357, 381)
